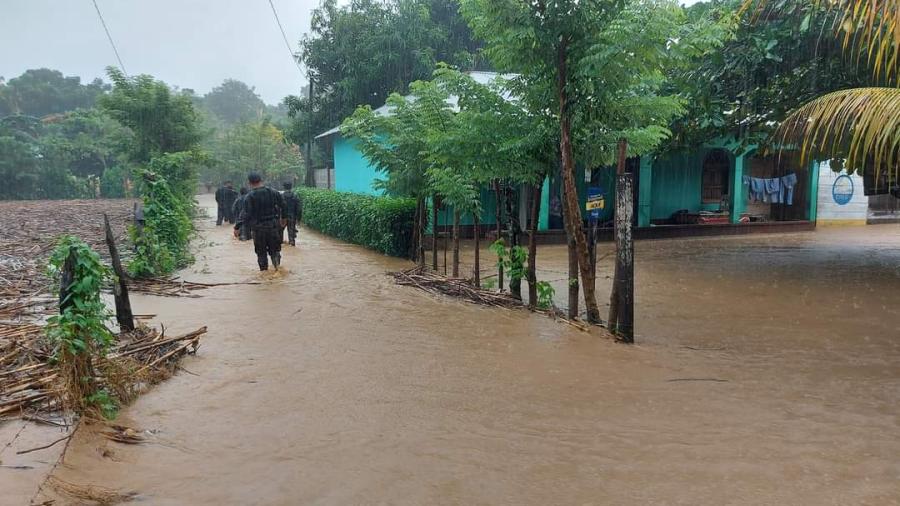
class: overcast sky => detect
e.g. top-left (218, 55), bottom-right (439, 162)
top-left (1, 0), bottom-right (703, 105)
top-left (0, 0), bottom-right (317, 104)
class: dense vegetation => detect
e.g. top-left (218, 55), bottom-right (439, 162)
top-left (284, 0), bottom-right (486, 169)
top-left (297, 188), bottom-right (416, 257)
top-left (0, 67), bottom-right (303, 201)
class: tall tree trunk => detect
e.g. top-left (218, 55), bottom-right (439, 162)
top-left (609, 139), bottom-right (628, 328)
top-left (432, 196), bottom-right (439, 271)
top-left (527, 181), bottom-right (542, 308)
top-left (473, 212), bottom-right (481, 287)
top-left (493, 180), bottom-right (504, 291)
top-left (452, 208), bottom-right (460, 278)
top-left (557, 37), bottom-right (601, 323)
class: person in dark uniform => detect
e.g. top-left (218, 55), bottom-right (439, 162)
top-left (231, 187), bottom-right (251, 241)
top-left (214, 181), bottom-right (232, 226)
top-left (281, 182), bottom-right (302, 246)
top-left (222, 183), bottom-right (238, 224)
top-left (234, 172), bottom-right (286, 271)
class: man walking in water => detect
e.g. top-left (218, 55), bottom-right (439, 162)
top-left (234, 172), bottom-right (286, 270)
top-left (214, 181), bottom-right (236, 226)
top-left (231, 187), bottom-right (251, 241)
top-left (281, 182), bottom-right (302, 246)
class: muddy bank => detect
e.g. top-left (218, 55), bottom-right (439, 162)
top-left (37, 197), bottom-right (900, 505)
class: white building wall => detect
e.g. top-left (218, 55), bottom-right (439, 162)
top-left (816, 161), bottom-right (868, 225)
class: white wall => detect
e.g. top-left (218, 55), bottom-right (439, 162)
top-left (816, 161), bottom-right (868, 224)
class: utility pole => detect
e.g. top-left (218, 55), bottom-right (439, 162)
top-left (305, 78), bottom-right (316, 188)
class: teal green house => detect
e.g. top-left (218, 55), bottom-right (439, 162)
top-left (316, 75), bottom-right (820, 237)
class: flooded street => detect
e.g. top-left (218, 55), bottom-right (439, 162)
top-left (45, 195), bottom-right (900, 505)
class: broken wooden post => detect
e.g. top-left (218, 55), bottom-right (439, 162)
top-left (612, 172), bottom-right (635, 342)
top-left (105, 213), bottom-right (135, 332)
top-left (59, 247), bottom-right (77, 313)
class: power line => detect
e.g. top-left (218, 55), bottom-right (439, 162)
top-left (91, 0), bottom-right (128, 76)
top-left (267, 0), bottom-right (306, 78)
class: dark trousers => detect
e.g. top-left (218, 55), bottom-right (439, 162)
top-left (282, 218), bottom-right (298, 245)
top-left (216, 205), bottom-right (226, 225)
top-left (253, 225), bottom-right (282, 270)
top-left (239, 222), bottom-right (252, 241)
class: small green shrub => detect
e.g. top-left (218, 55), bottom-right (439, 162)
top-left (490, 239), bottom-right (528, 284)
top-left (296, 188), bottom-right (416, 257)
top-left (128, 169), bottom-right (193, 277)
top-left (536, 281), bottom-right (555, 310)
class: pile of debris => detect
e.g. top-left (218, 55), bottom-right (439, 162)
top-left (0, 199), bottom-right (135, 323)
top-left (0, 325), bottom-right (206, 419)
top-left (393, 267), bottom-right (527, 309)
top-left (391, 267), bottom-right (592, 331)
top-left (0, 199), bottom-right (209, 423)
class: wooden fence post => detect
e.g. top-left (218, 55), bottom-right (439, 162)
top-left (59, 247), bottom-right (77, 313)
top-left (612, 173), bottom-right (635, 342)
top-left (105, 213), bottom-right (135, 332)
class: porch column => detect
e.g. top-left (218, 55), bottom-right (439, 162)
top-left (638, 156), bottom-right (653, 227)
top-left (808, 161), bottom-right (820, 223)
top-left (730, 153), bottom-right (746, 223)
top-left (538, 176), bottom-right (550, 231)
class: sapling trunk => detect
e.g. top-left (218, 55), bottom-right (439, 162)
top-left (432, 196), bottom-right (439, 271)
top-left (493, 180), bottom-right (504, 291)
top-left (506, 185), bottom-right (522, 301)
top-left (527, 182), bottom-right (542, 308)
top-left (473, 212), bottom-right (481, 287)
top-left (452, 208), bottom-right (461, 278)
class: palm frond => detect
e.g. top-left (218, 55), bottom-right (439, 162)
top-left (776, 87), bottom-right (900, 183)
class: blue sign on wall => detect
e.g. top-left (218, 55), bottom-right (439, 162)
top-left (832, 175), bottom-right (854, 206)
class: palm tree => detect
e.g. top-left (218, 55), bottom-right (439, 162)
top-left (746, 0), bottom-right (899, 185)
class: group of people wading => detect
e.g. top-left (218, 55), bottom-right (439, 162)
top-left (215, 172), bottom-right (302, 271)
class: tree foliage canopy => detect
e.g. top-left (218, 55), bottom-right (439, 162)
top-left (99, 67), bottom-right (203, 164)
top-left (285, 0), bottom-right (486, 164)
top-left (202, 79), bottom-right (267, 127)
top-left (0, 68), bottom-right (109, 118)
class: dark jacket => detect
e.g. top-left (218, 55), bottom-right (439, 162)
top-left (231, 194), bottom-right (245, 221)
top-left (236, 186), bottom-right (285, 229)
top-left (282, 191), bottom-right (302, 221)
top-left (216, 186), bottom-right (238, 209)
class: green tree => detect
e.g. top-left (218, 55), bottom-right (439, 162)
top-left (202, 79), bottom-right (266, 126)
top-left (99, 67), bottom-right (203, 164)
top-left (286, 0), bottom-right (486, 164)
top-left (204, 119), bottom-right (304, 187)
top-left (461, 0), bottom-right (717, 324)
top-left (0, 115), bottom-right (87, 200)
top-left (744, 0), bottom-right (899, 186)
top-left (40, 109), bottom-right (134, 180)
top-left (0, 68), bottom-right (108, 118)
top-left (667, 0), bottom-right (869, 151)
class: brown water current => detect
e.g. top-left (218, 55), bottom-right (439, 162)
top-left (35, 195), bottom-right (900, 505)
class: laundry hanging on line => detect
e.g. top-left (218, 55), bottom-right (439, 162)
top-left (742, 173), bottom-right (798, 205)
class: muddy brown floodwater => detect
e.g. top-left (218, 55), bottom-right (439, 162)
top-left (38, 195), bottom-right (900, 505)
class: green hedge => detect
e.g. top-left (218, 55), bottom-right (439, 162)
top-left (296, 188), bottom-right (416, 257)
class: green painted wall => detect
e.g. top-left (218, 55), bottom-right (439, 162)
top-left (649, 150), bottom-right (706, 220)
top-left (638, 156), bottom-right (653, 227)
top-left (334, 136), bottom-right (383, 195)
